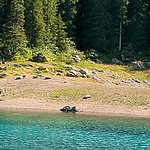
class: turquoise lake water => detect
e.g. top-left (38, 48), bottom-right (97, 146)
top-left (0, 110), bottom-right (150, 150)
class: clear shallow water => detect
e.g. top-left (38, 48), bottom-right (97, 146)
top-left (0, 110), bottom-right (150, 150)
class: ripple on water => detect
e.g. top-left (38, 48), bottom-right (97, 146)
top-left (0, 111), bottom-right (150, 150)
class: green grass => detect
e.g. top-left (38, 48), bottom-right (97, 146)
top-left (1, 49), bottom-right (150, 81)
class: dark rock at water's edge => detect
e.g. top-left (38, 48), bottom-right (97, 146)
top-left (60, 106), bottom-right (77, 112)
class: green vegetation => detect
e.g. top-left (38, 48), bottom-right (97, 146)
top-left (0, 0), bottom-right (150, 61)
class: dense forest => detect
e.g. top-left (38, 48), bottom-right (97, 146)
top-left (0, 0), bottom-right (150, 61)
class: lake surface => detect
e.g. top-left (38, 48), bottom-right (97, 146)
top-left (0, 110), bottom-right (150, 150)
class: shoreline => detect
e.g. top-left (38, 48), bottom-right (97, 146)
top-left (0, 99), bottom-right (150, 118)
top-left (0, 77), bottom-right (150, 118)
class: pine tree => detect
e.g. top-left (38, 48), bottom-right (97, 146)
top-left (77, 0), bottom-right (113, 52)
top-left (143, 0), bottom-right (150, 48)
top-left (56, 14), bottom-right (67, 51)
top-left (59, 0), bottom-right (79, 41)
top-left (108, 0), bottom-right (121, 49)
top-left (126, 0), bottom-right (146, 49)
top-left (43, 0), bottom-right (58, 50)
top-left (1, 0), bottom-right (27, 57)
top-left (24, 0), bottom-right (46, 48)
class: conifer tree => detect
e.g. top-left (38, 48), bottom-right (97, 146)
top-left (77, 0), bottom-right (113, 52)
top-left (1, 0), bottom-right (27, 57)
top-left (24, 0), bottom-right (46, 48)
top-left (144, 0), bottom-right (150, 48)
top-left (56, 14), bottom-right (67, 51)
top-left (43, 0), bottom-right (58, 49)
top-left (126, 0), bottom-right (146, 49)
top-left (59, 0), bottom-right (79, 40)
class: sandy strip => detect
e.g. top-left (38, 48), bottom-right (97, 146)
top-left (0, 98), bottom-right (150, 118)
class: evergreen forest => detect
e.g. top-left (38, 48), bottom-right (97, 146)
top-left (0, 0), bottom-right (150, 62)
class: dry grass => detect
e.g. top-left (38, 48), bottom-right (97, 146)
top-left (1, 77), bottom-right (150, 107)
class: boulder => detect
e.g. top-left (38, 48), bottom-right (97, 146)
top-left (73, 55), bottom-right (81, 63)
top-left (79, 68), bottom-right (91, 76)
top-left (0, 59), bottom-right (6, 64)
top-left (96, 59), bottom-right (103, 64)
top-left (132, 61), bottom-right (144, 70)
top-left (95, 68), bottom-right (103, 72)
top-left (57, 72), bottom-right (64, 76)
top-left (0, 73), bottom-right (7, 78)
top-left (14, 64), bottom-right (21, 67)
top-left (144, 62), bottom-right (150, 68)
top-left (112, 58), bottom-right (123, 65)
top-left (32, 53), bottom-right (48, 63)
top-left (60, 106), bottom-right (77, 112)
top-left (67, 70), bottom-right (78, 77)
top-left (63, 65), bottom-right (76, 70)
top-left (0, 67), bottom-right (7, 71)
top-left (15, 76), bottom-right (23, 80)
top-left (33, 75), bottom-right (38, 79)
top-left (25, 66), bottom-right (31, 69)
top-left (38, 74), bottom-right (45, 78)
top-left (3, 67), bottom-right (7, 71)
top-left (44, 76), bottom-right (51, 80)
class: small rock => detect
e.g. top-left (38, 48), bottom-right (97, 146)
top-left (132, 61), bottom-right (144, 70)
top-left (14, 64), bottom-right (21, 67)
top-left (22, 67), bottom-right (26, 70)
top-left (132, 78), bottom-right (141, 83)
top-left (15, 76), bottom-right (23, 80)
top-left (3, 67), bottom-right (7, 71)
top-left (82, 74), bottom-right (87, 78)
top-left (63, 65), bottom-right (76, 70)
top-left (0, 60), bottom-right (2, 65)
top-left (45, 68), bottom-right (49, 72)
top-left (89, 60), bottom-right (95, 64)
top-left (67, 70), bottom-right (78, 77)
top-left (38, 74), bottom-right (45, 77)
top-left (112, 58), bottom-right (123, 65)
top-left (44, 76), bottom-right (51, 80)
top-left (25, 66), bottom-right (31, 69)
top-left (95, 68), bottom-right (103, 72)
top-left (92, 71), bottom-right (98, 76)
top-left (144, 62), bottom-right (150, 68)
top-left (0, 73), bottom-right (7, 78)
top-left (0, 67), bottom-right (7, 70)
top-left (96, 59), bottom-right (103, 64)
top-left (79, 68), bottom-right (91, 76)
top-left (22, 75), bottom-right (26, 79)
top-left (83, 95), bottom-right (91, 99)
top-left (33, 75), bottom-right (38, 79)
top-left (73, 55), bottom-right (81, 63)
top-left (57, 72), bottom-right (64, 76)
top-left (34, 68), bottom-right (39, 71)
